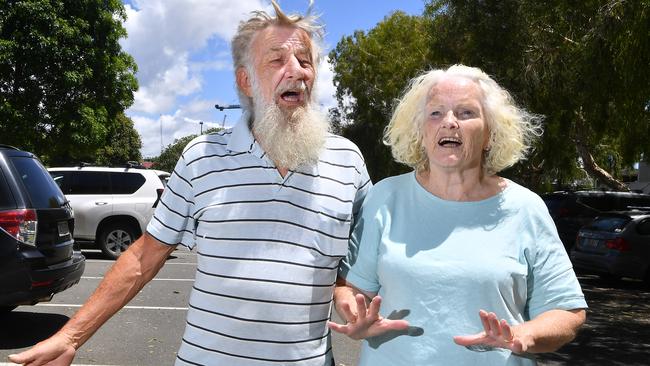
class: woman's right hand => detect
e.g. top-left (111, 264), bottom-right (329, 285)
top-left (328, 293), bottom-right (409, 340)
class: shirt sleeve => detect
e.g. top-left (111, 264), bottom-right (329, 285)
top-left (525, 199), bottom-right (588, 319)
top-left (339, 185), bottom-right (382, 294)
top-left (146, 153), bottom-right (196, 248)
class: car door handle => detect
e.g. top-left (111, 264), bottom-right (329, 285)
top-left (95, 202), bottom-right (108, 206)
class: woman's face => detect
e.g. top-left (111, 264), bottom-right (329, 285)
top-left (422, 76), bottom-right (490, 173)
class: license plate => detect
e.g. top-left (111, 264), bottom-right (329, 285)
top-left (58, 221), bottom-right (70, 237)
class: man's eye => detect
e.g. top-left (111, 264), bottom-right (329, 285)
top-left (299, 59), bottom-right (312, 67)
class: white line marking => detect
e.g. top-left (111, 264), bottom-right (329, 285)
top-left (84, 260), bottom-right (196, 265)
top-left (1, 364), bottom-right (115, 366)
top-left (35, 304), bottom-right (188, 310)
top-left (81, 276), bottom-right (194, 281)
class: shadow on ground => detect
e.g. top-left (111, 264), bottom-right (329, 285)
top-left (537, 274), bottom-right (650, 366)
top-left (0, 311), bottom-right (69, 349)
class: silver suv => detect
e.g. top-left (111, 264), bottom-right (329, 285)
top-left (48, 165), bottom-right (170, 259)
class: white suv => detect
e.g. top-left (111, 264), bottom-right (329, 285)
top-left (48, 165), bottom-right (170, 259)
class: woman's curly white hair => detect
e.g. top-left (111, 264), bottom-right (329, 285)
top-left (384, 64), bottom-right (543, 174)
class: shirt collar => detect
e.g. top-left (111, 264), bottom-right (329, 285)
top-left (226, 112), bottom-right (321, 175)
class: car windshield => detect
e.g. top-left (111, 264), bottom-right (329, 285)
top-left (584, 216), bottom-right (631, 232)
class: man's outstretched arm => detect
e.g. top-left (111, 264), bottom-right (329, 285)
top-left (8, 233), bottom-right (177, 366)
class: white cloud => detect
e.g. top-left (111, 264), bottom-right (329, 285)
top-left (122, 0), bottom-right (342, 158)
top-left (315, 56), bottom-right (337, 112)
top-left (122, 0), bottom-right (265, 114)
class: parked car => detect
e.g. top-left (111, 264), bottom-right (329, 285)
top-left (48, 164), bottom-right (170, 259)
top-left (0, 145), bottom-right (85, 312)
top-left (541, 191), bottom-right (650, 250)
top-left (571, 211), bottom-right (650, 284)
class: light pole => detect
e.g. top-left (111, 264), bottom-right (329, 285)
top-left (214, 104), bottom-right (241, 129)
top-left (199, 121), bottom-right (203, 134)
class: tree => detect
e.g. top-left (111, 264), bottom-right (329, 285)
top-left (0, 0), bottom-right (138, 165)
top-left (329, 11), bottom-right (434, 181)
top-left (153, 128), bottom-right (221, 173)
top-left (424, 0), bottom-right (650, 190)
top-left (94, 113), bottom-right (142, 166)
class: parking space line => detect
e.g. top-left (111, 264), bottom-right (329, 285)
top-left (1, 364), bottom-right (115, 366)
top-left (34, 304), bottom-right (188, 310)
top-left (81, 276), bottom-right (194, 281)
top-left (84, 260), bottom-right (197, 265)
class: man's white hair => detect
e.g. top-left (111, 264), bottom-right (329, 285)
top-left (231, 0), bottom-right (324, 115)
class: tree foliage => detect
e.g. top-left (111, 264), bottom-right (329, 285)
top-left (94, 113), bottom-right (142, 166)
top-left (329, 11), bottom-right (434, 181)
top-left (330, 1), bottom-right (650, 190)
top-left (426, 0), bottom-right (650, 190)
top-left (153, 128), bottom-right (221, 173)
top-left (0, 0), bottom-right (139, 165)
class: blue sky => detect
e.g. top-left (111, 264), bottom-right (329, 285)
top-left (120, 1), bottom-right (426, 158)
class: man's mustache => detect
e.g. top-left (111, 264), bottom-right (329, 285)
top-left (275, 80), bottom-right (310, 98)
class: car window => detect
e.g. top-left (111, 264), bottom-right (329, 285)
top-left (10, 156), bottom-right (66, 208)
top-left (65, 171), bottom-right (111, 195)
top-left (584, 216), bottom-right (630, 232)
top-left (542, 196), bottom-right (564, 212)
top-left (0, 168), bottom-right (16, 209)
top-left (624, 197), bottom-right (650, 210)
top-left (636, 218), bottom-right (650, 235)
top-left (110, 172), bottom-right (145, 194)
top-left (579, 196), bottom-right (615, 211)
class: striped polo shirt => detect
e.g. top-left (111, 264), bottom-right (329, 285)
top-left (147, 118), bottom-right (371, 366)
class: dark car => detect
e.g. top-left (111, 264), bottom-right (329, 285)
top-left (571, 211), bottom-right (650, 284)
top-left (0, 145), bottom-right (85, 311)
top-left (541, 191), bottom-right (650, 251)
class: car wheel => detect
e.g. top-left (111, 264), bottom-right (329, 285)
top-left (99, 222), bottom-right (137, 260)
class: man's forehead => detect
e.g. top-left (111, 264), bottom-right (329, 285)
top-left (255, 25), bottom-right (313, 54)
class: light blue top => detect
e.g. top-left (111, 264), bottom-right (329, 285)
top-left (340, 172), bottom-right (587, 366)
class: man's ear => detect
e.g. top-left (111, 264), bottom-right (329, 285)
top-left (236, 67), bottom-right (253, 97)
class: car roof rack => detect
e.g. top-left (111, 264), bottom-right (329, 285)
top-left (0, 144), bottom-right (20, 150)
top-left (126, 161), bottom-right (145, 169)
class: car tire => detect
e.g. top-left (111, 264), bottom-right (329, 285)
top-left (98, 222), bottom-right (137, 260)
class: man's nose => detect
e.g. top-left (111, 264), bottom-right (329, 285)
top-left (284, 56), bottom-right (306, 80)
top-left (442, 111), bottom-right (459, 128)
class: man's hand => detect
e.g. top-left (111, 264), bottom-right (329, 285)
top-left (8, 333), bottom-right (76, 366)
top-left (453, 309), bottom-right (531, 354)
top-left (328, 293), bottom-right (409, 340)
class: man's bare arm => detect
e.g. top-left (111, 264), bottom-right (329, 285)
top-left (8, 233), bottom-right (177, 366)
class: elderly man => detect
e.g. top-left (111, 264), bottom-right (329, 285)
top-left (8, 2), bottom-right (374, 365)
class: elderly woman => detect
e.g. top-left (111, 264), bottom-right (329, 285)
top-left (329, 65), bottom-right (587, 365)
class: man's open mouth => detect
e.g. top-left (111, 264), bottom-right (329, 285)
top-left (281, 91), bottom-right (302, 102)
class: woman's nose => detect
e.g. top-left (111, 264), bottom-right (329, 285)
top-left (442, 111), bottom-right (459, 128)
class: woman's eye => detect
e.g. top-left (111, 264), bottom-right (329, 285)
top-left (460, 110), bottom-right (476, 118)
top-left (430, 111), bottom-right (442, 117)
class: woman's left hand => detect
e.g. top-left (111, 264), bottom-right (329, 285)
top-left (453, 309), bottom-right (531, 354)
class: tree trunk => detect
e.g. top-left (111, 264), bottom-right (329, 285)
top-left (574, 111), bottom-right (630, 192)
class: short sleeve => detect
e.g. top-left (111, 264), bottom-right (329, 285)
top-left (351, 159), bottom-right (372, 228)
top-left (339, 186), bottom-right (382, 294)
top-left (146, 153), bottom-right (196, 248)
top-left (525, 202), bottom-right (588, 319)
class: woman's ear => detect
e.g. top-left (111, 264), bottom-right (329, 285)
top-left (236, 67), bottom-right (253, 97)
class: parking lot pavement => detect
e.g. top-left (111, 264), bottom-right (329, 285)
top-left (4, 249), bottom-right (646, 366)
top-left (0, 249), bottom-right (361, 366)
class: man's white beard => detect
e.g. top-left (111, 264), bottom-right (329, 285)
top-left (251, 87), bottom-right (329, 171)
